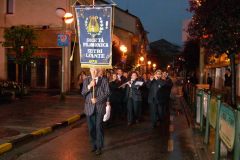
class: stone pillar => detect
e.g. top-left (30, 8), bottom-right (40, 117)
top-left (62, 45), bottom-right (71, 93)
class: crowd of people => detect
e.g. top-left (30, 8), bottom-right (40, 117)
top-left (78, 68), bottom-right (173, 126)
top-left (79, 68), bottom-right (173, 155)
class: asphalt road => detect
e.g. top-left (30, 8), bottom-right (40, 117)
top-left (1, 86), bottom-right (202, 160)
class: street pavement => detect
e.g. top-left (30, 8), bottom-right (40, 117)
top-left (0, 92), bottom-right (84, 144)
top-left (0, 81), bottom-right (210, 160)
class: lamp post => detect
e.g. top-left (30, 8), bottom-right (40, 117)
top-left (147, 60), bottom-right (151, 72)
top-left (56, 8), bottom-right (74, 100)
top-left (20, 45), bottom-right (24, 95)
top-left (139, 56), bottom-right (144, 74)
top-left (153, 63), bottom-right (156, 71)
top-left (120, 45), bottom-right (127, 69)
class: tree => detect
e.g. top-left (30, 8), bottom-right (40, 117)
top-left (182, 39), bottom-right (200, 74)
top-left (188, 0), bottom-right (240, 106)
top-left (3, 25), bottom-right (37, 91)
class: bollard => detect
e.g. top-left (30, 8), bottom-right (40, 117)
top-left (194, 89), bottom-right (202, 126)
top-left (199, 90), bottom-right (204, 132)
top-left (204, 91), bottom-right (211, 144)
top-left (214, 95), bottom-right (221, 160)
top-left (195, 90), bottom-right (201, 124)
top-left (233, 105), bottom-right (240, 160)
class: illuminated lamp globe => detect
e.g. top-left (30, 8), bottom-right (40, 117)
top-left (120, 45), bottom-right (127, 53)
top-left (64, 13), bottom-right (74, 24)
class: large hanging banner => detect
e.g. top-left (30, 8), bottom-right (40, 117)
top-left (75, 5), bottom-right (112, 68)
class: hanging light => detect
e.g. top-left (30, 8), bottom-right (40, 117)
top-left (64, 12), bottom-right (74, 24)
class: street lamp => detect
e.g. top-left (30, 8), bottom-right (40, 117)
top-left (147, 61), bottom-right (151, 72)
top-left (120, 45), bottom-right (127, 53)
top-left (56, 8), bottom-right (74, 100)
top-left (140, 56), bottom-right (144, 62)
top-left (139, 56), bottom-right (144, 74)
top-left (147, 61), bottom-right (151, 65)
top-left (120, 45), bottom-right (127, 69)
top-left (153, 63), bottom-right (156, 71)
top-left (64, 12), bottom-right (74, 24)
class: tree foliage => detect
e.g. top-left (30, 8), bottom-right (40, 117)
top-left (3, 25), bottom-right (37, 64)
top-left (188, 0), bottom-right (240, 55)
top-left (182, 39), bottom-right (200, 72)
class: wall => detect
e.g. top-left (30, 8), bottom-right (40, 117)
top-left (114, 9), bottom-right (136, 34)
top-left (3, 0), bottom-right (66, 27)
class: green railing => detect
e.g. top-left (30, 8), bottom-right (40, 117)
top-left (194, 89), bottom-right (240, 160)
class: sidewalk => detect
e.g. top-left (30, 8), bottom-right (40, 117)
top-left (0, 93), bottom-right (84, 144)
top-left (171, 79), bottom-right (211, 160)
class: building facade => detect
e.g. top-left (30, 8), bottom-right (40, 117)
top-left (0, 0), bottom-right (148, 91)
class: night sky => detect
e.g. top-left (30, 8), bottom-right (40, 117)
top-left (107, 0), bottom-right (192, 46)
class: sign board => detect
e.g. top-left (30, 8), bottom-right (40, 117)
top-left (57, 34), bottom-right (69, 46)
top-left (196, 84), bottom-right (209, 90)
top-left (75, 5), bottom-right (112, 68)
top-left (209, 97), bottom-right (217, 128)
top-left (196, 96), bottom-right (200, 123)
top-left (219, 103), bottom-right (236, 151)
top-left (203, 93), bottom-right (208, 117)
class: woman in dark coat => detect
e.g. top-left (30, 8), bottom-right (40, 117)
top-left (109, 73), bottom-right (122, 121)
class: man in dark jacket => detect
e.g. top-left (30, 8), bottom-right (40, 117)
top-left (125, 71), bottom-right (143, 126)
top-left (82, 67), bottom-right (110, 155)
top-left (117, 68), bottom-right (128, 118)
top-left (146, 71), bottom-right (160, 128)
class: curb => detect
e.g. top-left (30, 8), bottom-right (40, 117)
top-left (0, 143), bottom-right (12, 155)
top-left (0, 113), bottom-right (85, 155)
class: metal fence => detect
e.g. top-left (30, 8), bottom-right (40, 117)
top-left (184, 83), bottom-right (240, 160)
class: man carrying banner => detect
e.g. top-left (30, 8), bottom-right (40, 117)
top-left (76, 4), bottom-right (112, 155)
top-left (82, 67), bottom-right (110, 155)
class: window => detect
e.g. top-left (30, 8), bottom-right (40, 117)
top-left (6, 0), bottom-right (14, 14)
